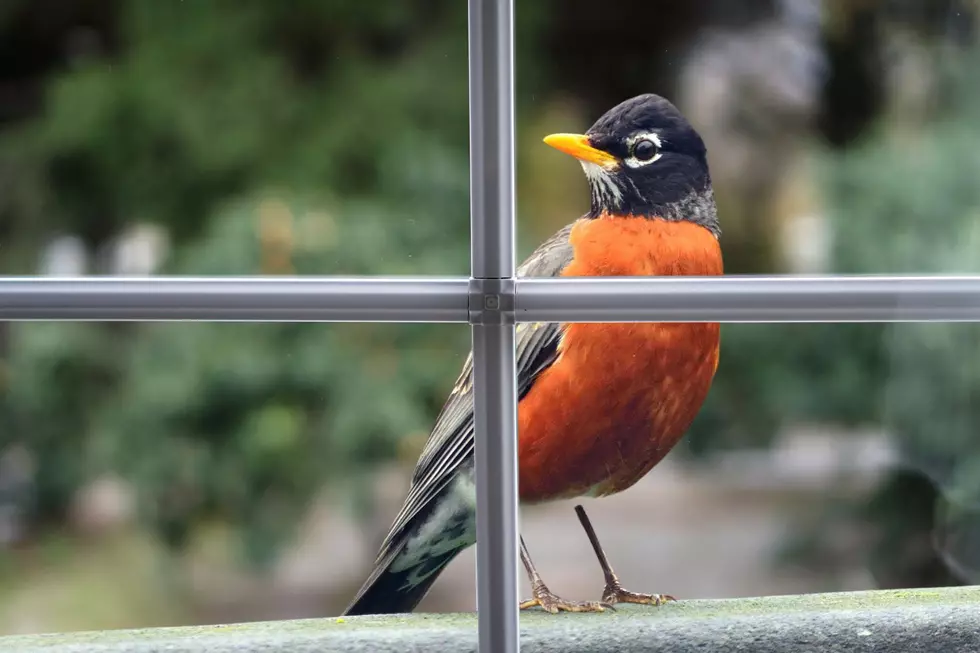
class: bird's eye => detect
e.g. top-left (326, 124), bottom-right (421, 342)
top-left (632, 138), bottom-right (659, 162)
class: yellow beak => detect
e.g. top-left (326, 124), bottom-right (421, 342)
top-left (543, 133), bottom-right (618, 169)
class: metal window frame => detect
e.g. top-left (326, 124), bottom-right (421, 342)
top-left (2, 1), bottom-right (980, 651)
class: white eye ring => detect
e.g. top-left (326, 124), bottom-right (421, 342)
top-left (624, 132), bottom-right (663, 168)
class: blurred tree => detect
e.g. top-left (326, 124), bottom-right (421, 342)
top-left (771, 42), bottom-right (980, 588)
top-left (3, 0), bottom-right (473, 249)
top-left (0, 322), bottom-right (125, 539)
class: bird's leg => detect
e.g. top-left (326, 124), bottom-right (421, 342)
top-left (518, 535), bottom-right (613, 613)
top-left (574, 505), bottom-right (675, 607)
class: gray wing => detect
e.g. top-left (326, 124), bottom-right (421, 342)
top-left (373, 222), bottom-right (576, 560)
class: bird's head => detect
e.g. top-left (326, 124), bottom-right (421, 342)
top-left (544, 93), bottom-right (719, 237)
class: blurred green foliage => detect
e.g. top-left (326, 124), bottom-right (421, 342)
top-left (829, 50), bottom-right (980, 587)
top-left (0, 322), bottom-right (122, 530)
top-left (2, 0), bottom-right (478, 250)
top-left (710, 47), bottom-right (980, 588)
top-left (0, 0), bottom-right (489, 564)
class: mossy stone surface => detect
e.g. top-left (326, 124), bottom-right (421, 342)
top-left (3, 586), bottom-right (980, 652)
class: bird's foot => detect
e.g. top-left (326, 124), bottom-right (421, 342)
top-left (601, 581), bottom-right (674, 607)
top-left (520, 585), bottom-right (614, 614)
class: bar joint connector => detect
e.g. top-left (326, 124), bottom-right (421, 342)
top-left (468, 278), bottom-right (516, 325)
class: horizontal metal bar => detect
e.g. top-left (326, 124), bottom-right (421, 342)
top-left (6, 275), bottom-right (980, 323)
top-left (516, 276), bottom-right (980, 323)
top-left (0, 277), bottom-right (470, 322)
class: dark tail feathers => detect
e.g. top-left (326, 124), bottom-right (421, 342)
top-left (343, 541), bottom-right (462, 616)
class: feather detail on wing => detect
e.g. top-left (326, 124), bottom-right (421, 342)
top-left (371, 222), bottom-right (577, 562)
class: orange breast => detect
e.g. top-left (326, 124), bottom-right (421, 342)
top-left (517, 216), bottom-right (723, 503)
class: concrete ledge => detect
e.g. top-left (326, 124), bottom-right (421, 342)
top-left (3, 587), bottom-right (980, 652)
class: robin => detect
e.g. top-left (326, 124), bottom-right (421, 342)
top-left (344, 93), bottom-right (722, 615)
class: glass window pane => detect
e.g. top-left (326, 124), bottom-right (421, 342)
top-left (0, 321), bottom-right (466, 632)
top-left (516, 3), bottom-right (980, 275)
top-left (1, 2), bottom-right (470, 277)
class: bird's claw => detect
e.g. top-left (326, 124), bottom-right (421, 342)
top-left (520, 587), bottom-right (615, 614)
top-left (601, 582), bottom-right (675, 607)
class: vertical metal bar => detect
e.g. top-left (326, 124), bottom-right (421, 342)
top-left (468, 1), bottom-right (519, 652)
top-left (469, 0), bottom-right (516, 279)
top-left (470, 324), bottom-right (518, 651)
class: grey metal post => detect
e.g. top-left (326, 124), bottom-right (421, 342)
top-left (468, 0), bottom-right (520, 652)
